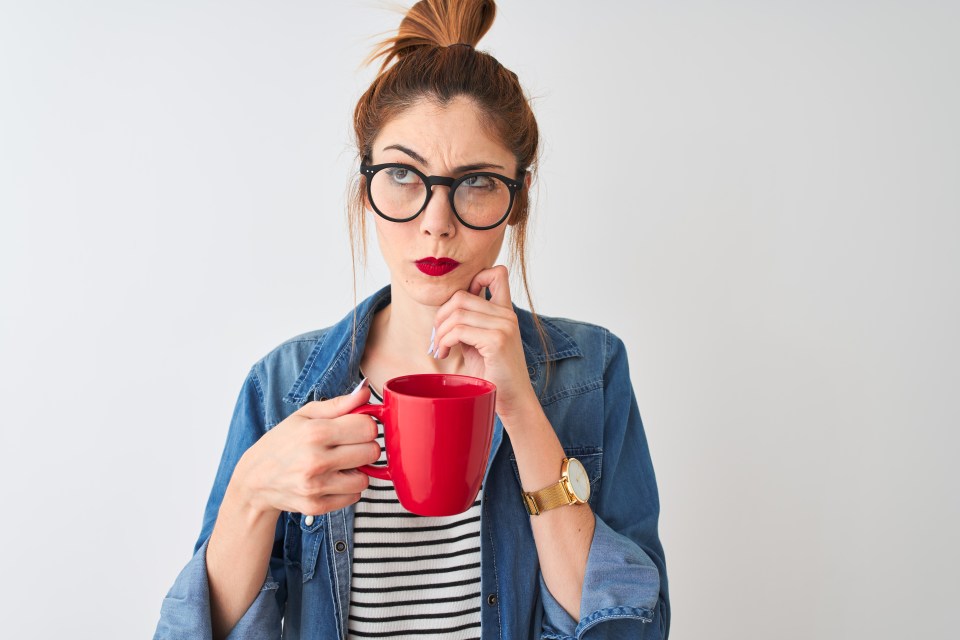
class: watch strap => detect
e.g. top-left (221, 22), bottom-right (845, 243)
top-left (522, 480), bottom-right (572, 516)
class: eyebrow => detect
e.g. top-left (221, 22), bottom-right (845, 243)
top-left (382, 144), bottom-right (506, 173)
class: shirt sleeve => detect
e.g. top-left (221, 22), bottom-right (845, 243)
top-left (153, 368), bottom-right (286, 640)
top-left (539, 331), bottom-right (671, 639)
top-left (153, 537), bottom-right (283, 640)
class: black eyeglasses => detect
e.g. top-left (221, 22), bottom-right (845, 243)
top-left (360, 162), bottom-right (525, 231)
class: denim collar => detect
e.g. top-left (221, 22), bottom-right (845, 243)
top-left (282, 284), bottom-right (582, 405)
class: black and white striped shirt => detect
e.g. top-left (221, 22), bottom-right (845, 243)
top-left (347, 380), bottom-right (483, 639)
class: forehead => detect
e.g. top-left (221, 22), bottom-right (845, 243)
top-left (372, 96), bottom-right (515, 169)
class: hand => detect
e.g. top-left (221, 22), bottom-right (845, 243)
top-left (431, 265), bottom-right (540, 421)
top-left (233, 383), bottom-right (382, 517)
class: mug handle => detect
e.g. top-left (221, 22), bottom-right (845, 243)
top-left (348, 403), bottom-right (391, 480)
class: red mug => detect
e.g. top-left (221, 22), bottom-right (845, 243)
top-left (349, 373), bottom-right (496, 516)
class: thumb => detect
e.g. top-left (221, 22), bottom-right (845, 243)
top-left (296, 378), bottom-right (371, 419)
top-left (468, 265), bottom-right (512, 308)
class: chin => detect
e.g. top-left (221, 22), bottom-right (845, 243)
top-left (397, 272), bottom-right (470, 306)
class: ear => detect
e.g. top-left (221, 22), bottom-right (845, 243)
top-left (507, 172), bottom-right (532, 227)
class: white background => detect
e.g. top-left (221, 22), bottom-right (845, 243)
top-left (1, 1), bottom-right (958, 638)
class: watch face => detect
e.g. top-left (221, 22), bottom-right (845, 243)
top-left (566, 458), bottom-right (591, 502)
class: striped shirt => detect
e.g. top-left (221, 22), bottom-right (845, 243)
top-left (347, 379), bottom-right (483, 640)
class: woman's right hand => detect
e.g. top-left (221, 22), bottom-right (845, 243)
top-left (231, 381), bottom-right (380, 518)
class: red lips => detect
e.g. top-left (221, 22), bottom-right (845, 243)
top-left (415, 257), bottom-right (460, 276)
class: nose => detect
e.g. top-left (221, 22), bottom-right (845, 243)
top-left (419, 185), bottom-right (457, 238)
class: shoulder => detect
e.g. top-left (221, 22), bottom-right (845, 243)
top-left (232, 286), bottom-right (387, 422)
top-left (518, 308), bottom-right (626, 370)
top-left (251, 327), bottom-right (330, 375)
top-left (242, 327), bottom-right (334, 423)
top-left (514, 309), bottom-right (633, 412)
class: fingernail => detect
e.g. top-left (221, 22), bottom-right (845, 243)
top-left (427, 326), bottom-right (436, 355)
top-left (351, 377), bottom-right (368, 395)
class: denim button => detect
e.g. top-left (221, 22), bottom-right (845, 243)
top-left (527, 366), bottom-right (536, 376)
top-left (304, 515), bottom-right (315, 526)
top-left (335, 540), bottom-right (347, 553)
top-left (486, 593), bottom-right (498, 606)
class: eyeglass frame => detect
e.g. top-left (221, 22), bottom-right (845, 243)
top-left (359, 162), bottom-right (526, 231)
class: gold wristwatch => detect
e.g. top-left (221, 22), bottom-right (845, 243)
top-left (522, 457), bottom-right (591, 515)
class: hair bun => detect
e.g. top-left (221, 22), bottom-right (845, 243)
top-left (366, 0), bottom-right (496, 72)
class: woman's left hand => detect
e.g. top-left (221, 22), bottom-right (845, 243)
top-left (431, 265), bottom-right (540, 422)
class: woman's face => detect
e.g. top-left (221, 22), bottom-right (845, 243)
top-left (367, 96), bottom-right (520, 308)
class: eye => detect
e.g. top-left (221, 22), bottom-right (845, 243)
top-left (461, 175), bottom-right (496, 189)
top-left (385, 167), bottom-right (419, 185)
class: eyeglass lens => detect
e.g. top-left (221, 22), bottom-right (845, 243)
top-left (370, 167), bottom-right (511, 227)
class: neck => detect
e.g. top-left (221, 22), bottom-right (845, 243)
top-left (371, 283), bottom-right (465, 374)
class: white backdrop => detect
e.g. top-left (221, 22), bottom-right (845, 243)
top-left (1, 1), bottom-right (958, 638)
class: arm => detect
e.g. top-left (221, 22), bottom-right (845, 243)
top-left (154, 368), bottom-right (378, 639)
top-left (427, 272), bottom-right (669, 636)
top-left (206, 457), bottom-right (286, 638)
top-left (154, 368), bottom-right (285, 640)
top-left (509, 331), bottom-right (670, 639)
top-left (501, 410), bottom-right (595, 619)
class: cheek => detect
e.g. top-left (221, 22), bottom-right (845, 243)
top-left (373, 219), bottom-right (406, 259)
top-left (475, 231), bottom-right (507, 261)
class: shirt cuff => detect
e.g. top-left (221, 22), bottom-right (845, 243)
top-left (539, 515), bottom-right (661, 639)
top-left (153, 537), bottom-right (282, 640)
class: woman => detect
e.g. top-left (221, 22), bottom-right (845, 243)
top-left (154, 1), bottom-right (669, 638)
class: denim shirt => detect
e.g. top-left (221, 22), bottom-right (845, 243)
top-left (154, 285), bottom-right (670, 639)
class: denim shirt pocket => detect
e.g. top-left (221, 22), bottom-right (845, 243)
top-left (509, 446), bottom-right (603, 505)
top-left (284, 513), bottom-right (326, 583)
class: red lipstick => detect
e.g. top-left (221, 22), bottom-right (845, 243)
top-left (415, 257), bottom-right (460, 276)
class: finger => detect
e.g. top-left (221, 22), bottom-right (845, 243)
top-left (324, 440), bottom-right (383, 471)
top-left (434, 324), bottom-right (506, 360)
top-left (467, 264), bottom-right (512, 308)
top-left (317, 468), bottom-right (370, 495)
top-left (307, 414), bottom-right (379, 446)
top-left (435, 309), bottom-right (511, 353)
top-left (434, 289), bottom-right (513, 335)
top-left (296, 492), bottom-right (362, 518)
top-left (296, 381), bottom-right (371, 419)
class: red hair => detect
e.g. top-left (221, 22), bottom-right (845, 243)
top-left (348, 0), bottom-right (552, 384)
